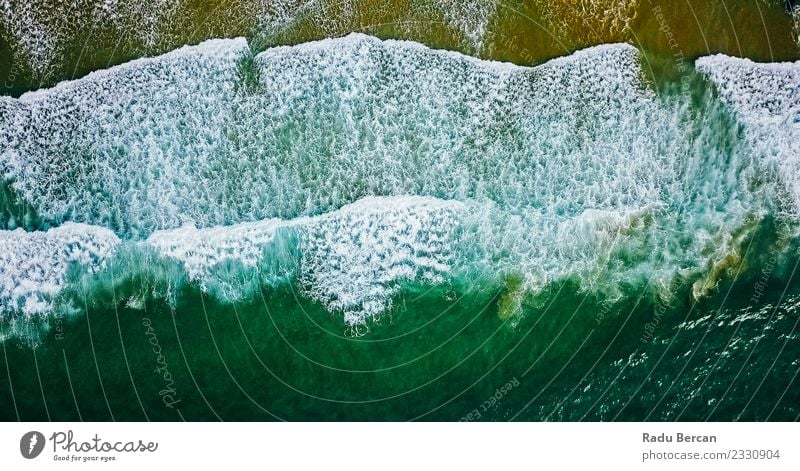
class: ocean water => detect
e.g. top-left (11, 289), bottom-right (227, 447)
top-left (1, 0), bottom-right (798, 94)
top-left (1, 3), bottom-right (799, 421)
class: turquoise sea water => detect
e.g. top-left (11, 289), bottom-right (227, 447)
top-left (2, 246), bottom-right (799, 421)
top-left (1, 3), bottom-right (800, 421)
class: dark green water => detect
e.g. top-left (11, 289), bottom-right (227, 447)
top-left (2, 221), bottom-right (799, 421)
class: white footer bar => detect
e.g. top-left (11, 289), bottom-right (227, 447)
top-left (1, 423), bottom-right (796, 470)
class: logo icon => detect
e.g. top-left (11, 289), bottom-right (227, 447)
top-left (20, 431), bottom-right (45, 459)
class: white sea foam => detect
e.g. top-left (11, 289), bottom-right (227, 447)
top-left (0, 223), bottom-right (119, 316)
top-left (0, 35), bottom-right (783, 325)
top-left (3, 34), bottom-right (654, 238)
top-left (299, 196), bottom-right (462, 324)
top-left (1, 37), bottom-right (251, 237)
top-left (147, 218), bottom-right (284, 285)
top-left (146, 196), bottom-right (462, 323)
top-left (696, 55), bottom-right (800, 213)
top-left (0, 195), bottom-right (463, 325)
top-left (251, 34), bottom-right (763, 294)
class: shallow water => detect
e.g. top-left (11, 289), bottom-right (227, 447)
top-left (1, 0), bottom-right (798, 94)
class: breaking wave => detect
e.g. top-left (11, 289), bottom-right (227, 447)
top-left (0, 34), bottom-right (798, 330)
